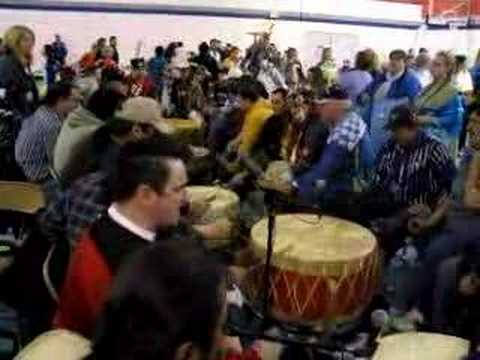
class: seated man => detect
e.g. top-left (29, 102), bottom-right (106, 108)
top-left (292, 89), bottom-right (373, 209)
top-left (40, 97), bottom-right (174, 247)
top-left (15, 82), bottom-right (82, 183)
top-left (227, 80), bottom-right (274, 160)
top-left (251, 87), bottom-right (290, 168)
top-left (355, 105), bottom-right (454, 244)
top-left (54, 137), bottom-right (195, 337)
top-left (53, 87), bottom-right (126, 184)
top-left (40, 118), bottom-right (229, 250)
top-left (287, 91), bottom-right (329, 172)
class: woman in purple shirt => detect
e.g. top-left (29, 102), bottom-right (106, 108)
top-left (339, 50), bottom-right (373, 103)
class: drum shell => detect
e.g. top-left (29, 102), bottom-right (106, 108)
top-left (245, 214), bottom-right (380, 326)
top-left (244, 248), bottom-right (380, 326)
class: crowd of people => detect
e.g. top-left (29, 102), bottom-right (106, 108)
top-left (0, 23), bottom-right (480, 359)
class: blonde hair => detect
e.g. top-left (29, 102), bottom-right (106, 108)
top-left (4, 25), bottom-right (35, 64)
top-left (436, 51), bottom-right (456, 79)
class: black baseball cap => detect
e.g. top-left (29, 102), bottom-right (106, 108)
top-left (385, 104), bottom-right (417, 130)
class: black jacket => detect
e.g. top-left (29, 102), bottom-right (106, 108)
top-left (192, 53), bottom-right (219, 80)
top-left (0, 52), bottom-right (39, 120)
top-left (0, 52), bottom-right (39, 179)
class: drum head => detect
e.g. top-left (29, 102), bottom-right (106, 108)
top-left (373, 333), bottom-right (470, 360)
top-left (251, 214), bottom-right (377, 276)
top-left (187, 186), bottom-right (239, 249)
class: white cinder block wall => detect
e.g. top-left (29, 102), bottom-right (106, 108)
top-left (0, 0), bottom-right (476, 70)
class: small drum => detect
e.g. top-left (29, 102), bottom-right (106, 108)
top-left (373, 332), bottom-right (470, 360)
top-left (187, 186), bottom-right (240, 249)
top-left (258, 161), bottom-right (293, 193)
top-left (245, 214), bottom-right (379, 327)
top-left (187, 146), bottom-right (213, 182)
top-left (14, 330), bottom-right (92, 359)
top-left (167, 118), bottom-right (203, 145)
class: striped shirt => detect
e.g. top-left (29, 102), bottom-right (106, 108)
top-left (374, 131), bottom-right (455, 208)
top-left (15, 106), bottom-right (61, 182)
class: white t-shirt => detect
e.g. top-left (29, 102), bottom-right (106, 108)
top-left (454, 70), bottom-right (474, 93)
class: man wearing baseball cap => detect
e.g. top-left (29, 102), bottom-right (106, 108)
top-left (373, 104), bottom-right (454, 238)
top-left (292, 88), bottom-right (373, 209)
top-left (115, 96), bottom-right (173, 134)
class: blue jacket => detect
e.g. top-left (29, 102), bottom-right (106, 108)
top-left (422, 94), bottom-right (464, 142)
top-left (148, 56), bottom-right (167, 86)
top-left (471, 65), bottom-right (480, 91)
top-left (52, 41), bottom-right (68, 63)
top-left (360, 69), bottom-right (422, 128)
top-left (294, 113), bottom-right (373, 205)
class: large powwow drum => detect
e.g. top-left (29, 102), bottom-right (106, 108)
top-left (187, 186), bottom-right (240, 249)
top-left (373, 333), bottom-right (469, 360)
top-left (246, 214), bottom-right (380, 327)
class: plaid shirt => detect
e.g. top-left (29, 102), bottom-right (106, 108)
top-left (327, 111), bottom-right (367, 151)
top-left (15, 106), bottom-right (61, 182)
top-left (39, 171), bottom-right (110, 247)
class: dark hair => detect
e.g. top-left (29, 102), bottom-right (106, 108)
top-left (199, 42), bottom-right (209, 54)
top-left (101, 67), bottom-right (126, 84)
top-left (460, 246), bottom-right (480, 277)
top-left (386, 104), bottom-right (417, 130)
top-left (455, 55), bottom-right (468, 66)
top-left (325, 86), bottom-right (349, 101)
top-left (44, 44), bottom-right (53, 59)
top-left (419, 48), bottom-right (428, 54)
top-left (92, 117), bottom-right (155, 154)
top-left (110, 136), bottom-right (190, 202)
top-left (89, 240), bottom-right (225, 360)
top-left (109, 36), bottom-right (117, 42)
top-left (155, 46), bottom-right (164, 57)
top-left (471, 101), bottom-right (480, 115)
top-left (235, 76), bottom-right (268, 100)
top-left (43, 81), bottom-right (74, 107)
top-left (165, 42), bottom-right (178, 61)
top-left (272, 87), bottom-right (288, 99)
top-left (355, 50), bottom-right (372, 71)
top-left (86, 88), bottom-right (126, 121)
top-left (237, 82), bottom-right (260, 103)
top-left (389, 49), bottom-right (407, 61)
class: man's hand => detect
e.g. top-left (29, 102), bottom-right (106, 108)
top-left (408, 202), bottom-right (432, 218)
top-left (227, 138), bottom-right (240, 154)
top-left (407, 216), bottom-right (431, 235)
top-left (194, 219), bottom-right (233, 241)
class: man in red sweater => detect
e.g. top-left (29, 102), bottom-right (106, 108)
top-left (54, 136), bottom-right (198, 337)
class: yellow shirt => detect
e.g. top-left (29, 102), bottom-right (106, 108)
top-left (238, 99), bottom-right (274, 156)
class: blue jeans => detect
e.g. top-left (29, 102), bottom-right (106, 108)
top-left (417, 207), bottom-right (480, 315)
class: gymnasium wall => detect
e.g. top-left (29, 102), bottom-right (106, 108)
top-left (0, 0), bottom-right (476, 70)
